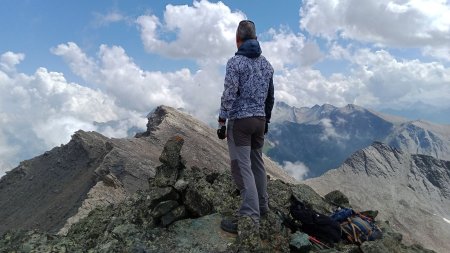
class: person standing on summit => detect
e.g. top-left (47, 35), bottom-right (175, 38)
top-left (217, 20), bottom-right (275, 235)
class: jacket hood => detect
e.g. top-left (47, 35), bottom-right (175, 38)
top-left (235, 39), bottom-right (262, 58)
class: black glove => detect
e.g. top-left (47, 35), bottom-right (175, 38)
top-left (264, 122), bottom-right (269, 135)
top-left (217, 125), bottom-right (226, 139)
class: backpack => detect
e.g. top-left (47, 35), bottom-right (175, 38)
top-left (289, 196), bottom-right (341, 245)
top-left (330, 208), bottom-right (354, 222)
top-left (331, 208), bottom-right (383, 244)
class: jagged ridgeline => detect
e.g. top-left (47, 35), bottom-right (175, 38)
top-left (305, 142), bottom-right (450, 253)
top-left (268, 102), bottom-right (450, 178)
top-left (0, 106), bottom-right (437, 252)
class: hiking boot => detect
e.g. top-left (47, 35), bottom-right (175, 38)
top-left (220, 217), bottom-right (238, 234)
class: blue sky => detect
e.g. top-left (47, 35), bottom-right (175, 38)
top-left (1, 0), bottom-right (450, 174)
top-left (0, 1), bottom-right (305, 79)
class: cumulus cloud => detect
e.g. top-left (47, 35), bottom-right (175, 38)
top-left (0, 130), bottom-right (18, 176)
top-left (300, 0), bottom-right (450, 49)
top-left (273, 67), bottom-right (364, 107)
top-left (136, 0), bottom-right (245, 65)
top-left (280, 161), bottom-right (310, 181)
top-left (0, 51), bottom-right (25, 73)
top-left (52, 42), bottom-right (223, 123)
top-left (423, 46), bottom-right (450, 62)
top-left (273, 47), bottom-right (450, 113)
top-left (0, 51), bottom-right (147, 176)
top-left (261, 28), bottom-right (323, 70)
top-left (351, 49), bottom-right (450, 109)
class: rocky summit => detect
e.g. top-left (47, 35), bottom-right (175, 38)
top-left (0, 105), bottom-right (294, 237)
top-left (0, 136), bottom-right (436, 253)
top-left (305, 142), bottom-right (450, 253)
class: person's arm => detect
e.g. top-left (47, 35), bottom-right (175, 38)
top-left (264, 76), bottom-right (274, 123)
top-left (219, 59), bottom-right (239, 120)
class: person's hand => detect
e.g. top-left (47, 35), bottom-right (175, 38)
top-left (264, 122), bottom-right (269, 135)
top-left (217, 125), bottom-right (226, 139)
top-left (217, 117), bottom-right (227, 139)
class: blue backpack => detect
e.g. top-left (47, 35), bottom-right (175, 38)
top-left (330, 208), bottom-right (382, 244)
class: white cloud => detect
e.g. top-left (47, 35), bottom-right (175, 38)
top-left (319, 118), bottom-right (349, 141)
top-left (51, 42), bottom-right (99, 82)
top-left (0, 52), bottom-right (147, 176)
top-left (423, 46), bottom-right (450, 61)
top-left (280, 161), bottom-right (310, 181)
top-left (0, 130), bottom-right (18, 176)
top-left (52, 42), bottom-right (223, 123)
top-left (351, 49), bottom-right (450, 109)
top-left (300, 0), bottom-right (450, 54)
top-left (261, 28), bottom-right (322, 70)
top-left (274, 67), bottom-right (364, 107)
top-left (273, 47), bottom-right (450, 113)
top-left (136, 0), bottom-right (245, 66)
top-left (93, 10), bottom-right (129, 27)
top-left (0, 51), bottom-right (25, 73)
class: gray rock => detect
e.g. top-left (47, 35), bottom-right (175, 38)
top-left (174, 179), bottom-right (189, 192)
top-left (324, 190), bottom-right (350, 208)
top-left (290, 231), bottom-right (312, 252)
top-left (183, 185), bottom-right (214, 217)
top-left (158, 135), bottom-right (185, 169)
top-left (154, 136), bottom-right (185, 187)
top-left (161, 206), bottom-right (186, 227)
top-left (154, 163), bottom-right (180, 187)
top-left (152, 200), bottom-right (179, 218)
top-left (148, 186), bottom-right (179, 208)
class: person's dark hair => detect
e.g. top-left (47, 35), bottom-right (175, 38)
top-left (237, 20), bottom-right (256, 41)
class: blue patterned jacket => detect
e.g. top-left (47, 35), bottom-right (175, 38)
top-left (219, 39), bottom-right (274, 122)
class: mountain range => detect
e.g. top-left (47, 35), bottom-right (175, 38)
top-left (0, 106), bottom-right (436, 252)
top-left (267, 102), bottom-right (450, 178)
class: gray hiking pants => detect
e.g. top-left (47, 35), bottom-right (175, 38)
top-left (227, 117), bottom-right (269, 223)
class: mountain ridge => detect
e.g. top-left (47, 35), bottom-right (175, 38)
top-left (305, 141), bottom-right (450, 253)
top-left (0, 105), bottom-right (294, 236)
top-left (268, 102), bottom-right (450, 178)
top-left (0, 132), bottom-right (436, 253)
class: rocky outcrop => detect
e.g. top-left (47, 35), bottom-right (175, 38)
top-left (305, 142), bottom-right (450, 253)
top-left (0, 136), bottom-right (434, 253)
top-left (0, 105), bottom-right (294, 237)
top-left (136, 105), bottom-right (294, 182)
